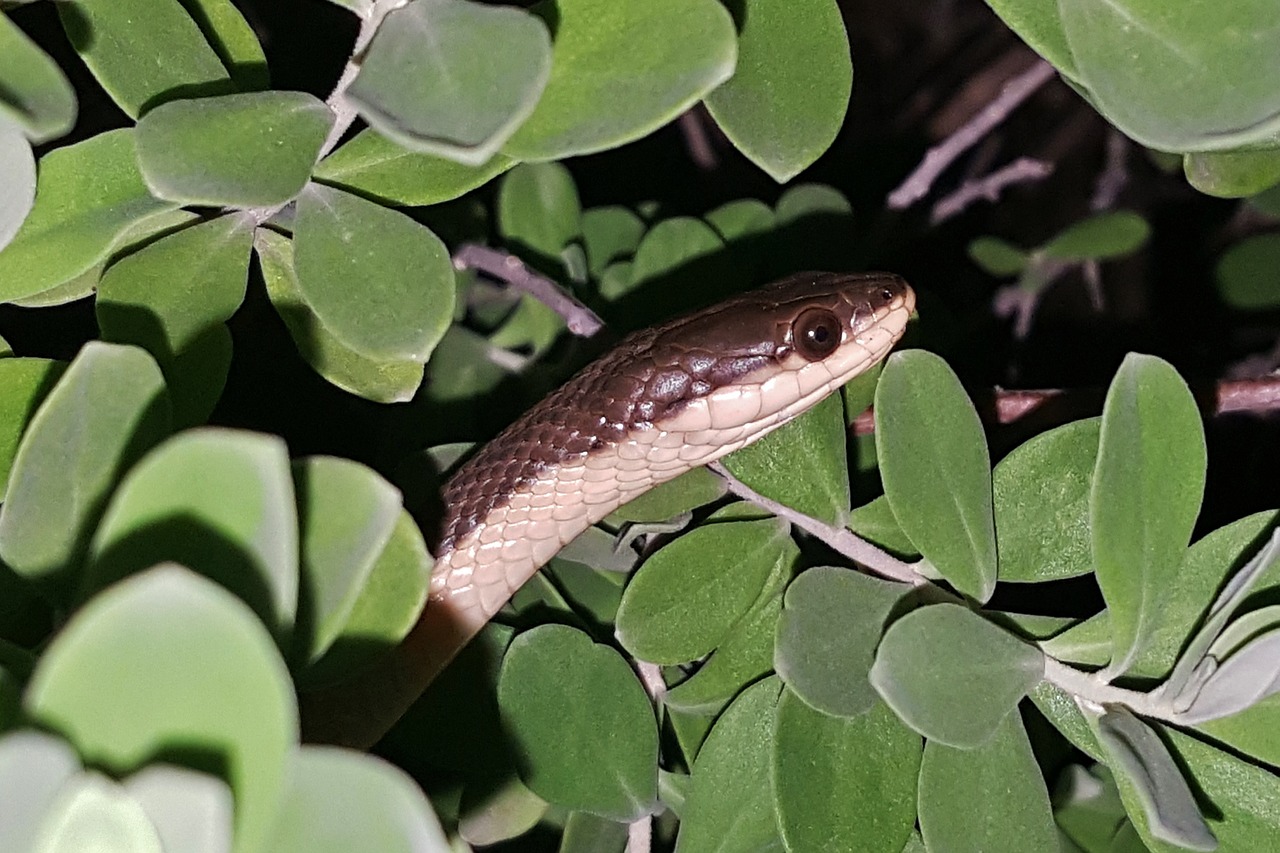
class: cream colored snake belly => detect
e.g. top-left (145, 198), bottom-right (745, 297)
top-left (304, 271), bottom-right (916, 747)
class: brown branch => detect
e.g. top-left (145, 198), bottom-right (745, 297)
top-left (888, 60), bottom-right (1057, 210)
top-left (930, 156), bottom-right (1054, 224)
top-left (453, 243), bottom-right (605, 337)
top-left (850, 377), bottom-right (1280, 435)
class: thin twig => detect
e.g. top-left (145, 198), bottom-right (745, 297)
top-left (930, 157), bottom-right (1054, 224)
top-left (888, 60), bottom-right (1057, 209)
top-left (678, 109), bottom-right (718, 171)
top-left (627, 815), bottom-right (652, 853)
top-left (1090, 129), bottom-right (1131, 211)
top-left (708, 462), bottom-right (926, 586)
top-left (453, 244), bottom-right (606, 337)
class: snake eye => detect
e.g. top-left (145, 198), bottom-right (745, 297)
top-left (792, 307), bottom-right (842, 361)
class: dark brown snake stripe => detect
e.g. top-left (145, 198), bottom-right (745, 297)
top-left (303, 272), bottom-right (916, 746)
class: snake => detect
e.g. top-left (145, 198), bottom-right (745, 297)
top-left (303, 271), bottom-right (916, 747)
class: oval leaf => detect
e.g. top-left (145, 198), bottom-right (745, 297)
top-left (870, 603), bottom-right (1044, 748)
top-left (875, 351), bottom-right (997, 602)
top-left (497, 624), bottom-right (658, 820)
top-left (0, 17), bottom-right (77, 143)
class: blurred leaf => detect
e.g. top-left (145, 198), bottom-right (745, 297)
top-left (559, 810), bottom-right (628, 853)
top-left (623, 216), bottom-right (725, 300)
top-left (722, 391), bottom-right (851, 525)
top-left (34, 771), bottom-right (164, 853)
top-left (292, 457), bottom-right (402, 665)
top-left (616, 517), bottom-right (792, 664)
top-left (0, 124), bottom-right (35, 254)
top-left (581, 206), bottom-right (646, 278)
top-left (0, 357), bottom-right (65, 501)
top-left (349, 0), bottom-right (551, 165)
top-left (1059, 0), bottom-right (1280, 151)
top-left (0, 130), bottom-right (180, 303)
top-left (1249, 182), bottom-right (1280, 218)
top-left (254, 230), bottom-right (424, 403)
top-left (1091, 354), bottom-right (1206, 675)
top-left (503, 0), bottom-right (736, 160)
top-left (772, 689), bottom-right (920, 853)
top-left (1185, 149), bottom-right (1280, 199)
top-left (676, 677), bottom-right (784, 853)
top-left (704, 198), bottom-right (775, 242)
top-left (497, 161), bottom-right (582, 259)
top-left (870, 603), bottom-right (1044, 748)
top-left (86, 428), bottom-right (298, 636)
top-left (497, 624), bottom-right (658, 821)
top-left (876, 351), bottom-right (997, 602)
top-left (0, 16), bottom-right (76, 142)
top-left (980, 2), bottom-right (1077, 80)
top-left (0, 730), bottom-right (82, 852)
top-left (1043, 211), bottom-right (1150, 262)
top-left (136, 91), bottom-right (332, 206)
top-left (25, 565), bottom-right (297, 853)
top-left (1215, 234), bottom-right (1280, 311)
top-left (774, 566), bottom-right (909, 717)
top-left (260, 747), bottom-right (450, 853)
top-left (57, 0), bottom-right (231, 119)
top-left (315, 129), bottom-right (515, 206)
top-left (968, 236), bottom-right (1029, 276)
top-left (294, 183), bottom-right (454, 362)
top-left (918, 713), bottom-right (1057, 853)
top-left (123, 764), bottom-right (233, 853)
top-left (458, 777), bottom-right (546, 847)
top-left (0, 342), bottom-right (170, 588)
top-left (300, 510), bottom-right (431, 687)
top-left (1054, 764), bottom-right (1130, 853)
top-left (1090, 708), bottom-right (1217, 852)
top-left (98, 215), bottom-right (252, 358)
top-left (705, 0), bottom-right (850, 182)
top-left (994, 418), bottom-right (1099, 582)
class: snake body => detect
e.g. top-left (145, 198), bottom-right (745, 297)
top-left (304, 271), bottom-right (915, 746)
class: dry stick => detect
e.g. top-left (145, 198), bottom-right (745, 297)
top-left (679, 109), bottom-right (719, 171)
top-left (930, 157), bottom-right (1054, 224)
top-left (453, 243), bottom-right (605, 337)
top-left (1090, 129), bottom-right (1131, 211)
top-left (888, 60), bottom-right (1057, 210)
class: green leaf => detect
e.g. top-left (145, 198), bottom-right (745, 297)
top-left (502, 0), bottom-right (737, 160)
top-left (185, 0), bottom-right (269, 92)
top-left (1091, 353), bottom-right (1206, 675)
top-left (254, 230), bottom-right (425, 403)
top-left (293, 183), bottom-right (455, 363)
top-left (1249, 182), bottom-right (1280, 218)
top-left (1042, 211), bottom-right (1150, 262)
top-left (846, 496), bottom-right (920, 559)
top-left (1215, 234), bottom-right (1280, 310)
top-left (979, 1), bottom-right (1077, 80)
top-left (122, 765), bottom-right (233, 853)
top-left (875, 351), bottom-right (997, 602)
top-left (57, 0), bottom-right (232, 119)
top-left (136, 91), bottom-right (332, 207)
top-left (25, 565), bottom-right (297, 853)
top-left (0, 121), bottom-right (35, 254)
top-left (497, 624), bottom-right (658, 821)
top-left (676, 677), bottom-right (784, 853)
top-left (1184, 149), bottom-right (1280, 199)
top-left (292, 456), bottom-right (403, 665)
top-left (704, 0), bottom-right (850, 182)
top-left (609, 467), bottom-right (727, 523)
top-left (497, 162), bottom-right (582, 259)
top-left (1179, 620), bottom-right (1280, 724)
top-left (560, 810), bottom-right (628, 853)
top-left (870, 603), bottom-right (1044, 748)
top-left (0, 343), bottom-right (170, 588)
top-left (1090, 708), bottom-right (1217, 852)
top-left (85, 428), bottom-right (299, 637)
top-left (1058, 0), bottom-right (1280, 151)
top-left (33, 771), bottom-right (164, 853)
top-left (0, 358), bottom-right (65, 502)
top-left (458, 775), bottom-right (547, 847)
top-left (0, 130), bottom-right (180, 303)
top-left (299, 509), bottom-right (432, 687)
top-left (994, 418), bottom-right (1099, 582)
top-left (615, 518), bottom-right (793, 664)
top-left (722, 391), bottom-right (851, 525)
top-left (259, 747), bottom-right (450, 853)
top-left (621, 216), bottom-right (726, 302)
top-left (704, 198), bottom-right (775, 242)
top-left (918, 713), bottom-right (1057, 853)
top-left (968, 236), bottom-right (1029, 277)
top-left (1054, 765), bottom-right (1130, 853)
top-left (0, 16), bottom-right (77, 143)
top-left (348, 0), bottom-right (551, 165)
top-left (314, 129), bottom-right (515, 206)
top-left (0, 731), bottom-right (82, 852)
top-left (98, 215), bottom-right (252, 358)
top-left (581, 206), bottom-right (646, 278)
top-left (774, 566), bottom-right (909, 717)
top-left (772, 689), bottom-right (920, 853)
